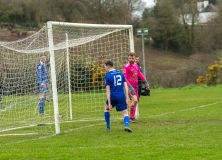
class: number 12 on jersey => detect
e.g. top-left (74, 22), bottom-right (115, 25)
top-left (114, 75), bottom-right (122, 86)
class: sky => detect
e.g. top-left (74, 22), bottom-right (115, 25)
top-left (143, 0), bottom-right (155, 7)
top-left (134, 0), bottom-right (155, 17)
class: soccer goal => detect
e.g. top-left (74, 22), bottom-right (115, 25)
top-left (0, 21), bottom-right (134, 135)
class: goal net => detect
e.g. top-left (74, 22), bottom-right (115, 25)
top-left (0, 22), bottom-right (134, 135)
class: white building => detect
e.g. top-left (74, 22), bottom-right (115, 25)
top-left (197, 0), bottom-right (210, 12)
top-left (182, 0), bottom-right (218, 25)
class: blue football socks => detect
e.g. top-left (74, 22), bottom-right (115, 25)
top-left (124, 116), bottom-right (130, 127)
top-left (38, 98), bottom-right (45, 114)
top-left (104, 112), bottom-right (110, 129)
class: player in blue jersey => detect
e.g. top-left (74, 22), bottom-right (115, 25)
top-left (104, 61), bottom-right (133, 132)
top-left (37, 55), bottom-right (48, 114)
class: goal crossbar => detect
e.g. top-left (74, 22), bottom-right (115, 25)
top-left (48, 21), bottom-right (133, 29)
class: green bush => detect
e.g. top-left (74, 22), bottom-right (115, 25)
top-left (197, 62), bottom-right (222, 86)
top-left (71, 63), bottom-right (93, 92)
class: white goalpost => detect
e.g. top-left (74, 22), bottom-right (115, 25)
top-left (0, 21), bottom-right (134, 135)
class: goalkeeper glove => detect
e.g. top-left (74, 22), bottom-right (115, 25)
top-left (129, 85), bottom-right (135, 95)
top-left (145, 81), bottom-right (150, 89)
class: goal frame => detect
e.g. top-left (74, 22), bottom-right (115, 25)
top-left (47, 21), bottom-right (135, 134)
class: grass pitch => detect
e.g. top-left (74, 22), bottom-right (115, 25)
top-left (0, 85), bottom-right (222, 160)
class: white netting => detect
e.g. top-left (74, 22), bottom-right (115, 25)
top-left (0, 22), bottom-right (132, 135)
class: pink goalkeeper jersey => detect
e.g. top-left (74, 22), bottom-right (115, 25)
top-left (123, 62), bottom-right (146, 92)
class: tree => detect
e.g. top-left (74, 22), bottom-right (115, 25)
top-left (88, 0), bottom-right (145, 24)
top-left (0, 0), bottom-right (146, 27)
top-left (141, 0), bottom-right (186, 52)
top-left (43, 0), bottom-right (89, 22)
top-left (206, 0), bottom-right (222, 50)
top-left (209, 0), bottom-right (217, 5)
top-left (141, 0), bottom-right (216, 55)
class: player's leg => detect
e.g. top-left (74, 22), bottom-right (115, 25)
top-left (104, 100), bottom-right (111, 131)
top-left (129, 94), bottom-right (138, 122)
top-left (121, 110), bottom-right (133, 132)
top-left (127, 92), bottom-right (137, 119)
top-left (121, 109), bottom-right (130, 126)
top-left (136, 82), bottom-right (142, 119)
top-left (38, 86), bottom-right (46, 114)
top-left (116, 98), bottom-right (133, 132)
top-left (38, 94), bottom-right (45, 114)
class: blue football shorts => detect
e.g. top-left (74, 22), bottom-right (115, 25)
top-left (106, 97), bottom-right (127, 111)
top-left (38, 85), bottom-right (48, 93)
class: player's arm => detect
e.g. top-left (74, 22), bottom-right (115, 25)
top-left (37, 65), bottom-right (42, 83)
top-left (123, 81), bottom-right (130, 105)
top-left (138, 71), bottom-right (150, 88)
top-left (106, 85), bottom-right (112, 110)
top-left (123, 66), bottom-right (135, 95)
top-left (123, 67), bottom-right (130, 86)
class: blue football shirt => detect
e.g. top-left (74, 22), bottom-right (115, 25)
top-left (37, 62), bottom-right (48, 85)
top-left (105, 69), bottom-right (126, 100)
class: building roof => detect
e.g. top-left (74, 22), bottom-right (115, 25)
top-left (204, 4), bottom-right (218, 12)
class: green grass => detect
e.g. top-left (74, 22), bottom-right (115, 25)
top-left (1, 85), bottom-right (222, 159)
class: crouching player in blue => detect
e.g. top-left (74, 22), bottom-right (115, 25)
top-left (104, 61), bottom-right (133, 132)
top-left (37, 55), bottom-right (48, 114)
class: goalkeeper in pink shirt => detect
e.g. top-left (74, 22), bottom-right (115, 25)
top-left (123, 52), bottom-right (150, 122)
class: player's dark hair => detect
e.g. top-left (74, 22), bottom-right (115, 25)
top-left (128, 52), bottom-right (135, 57)
top-left (105, 61), bottom-right (113, 67)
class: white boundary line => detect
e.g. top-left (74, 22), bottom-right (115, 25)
top-left (148, 101), bottom-right (222, 118)
top-left (0, 133), bottom-right (39, 136)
